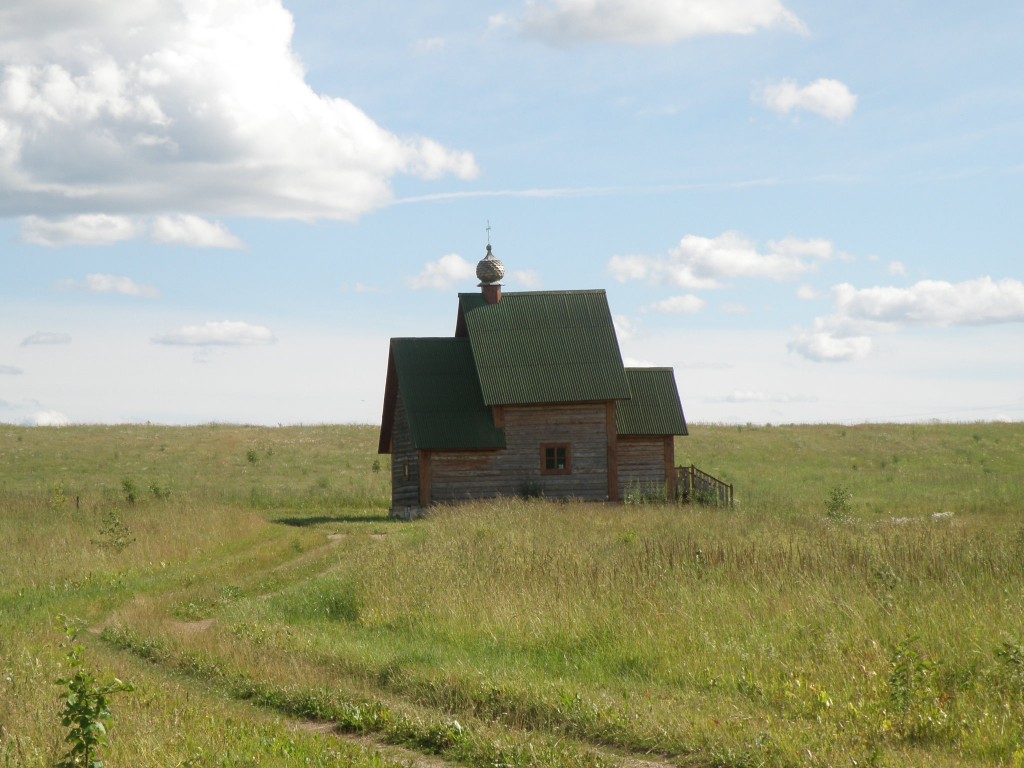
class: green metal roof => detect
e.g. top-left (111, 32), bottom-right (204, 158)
top-left (458, 291), bottom-right (631, 405)
top-left (390, 338), bottom-right (505, 450)
top-left (616, 368), bottom-right (688, 436)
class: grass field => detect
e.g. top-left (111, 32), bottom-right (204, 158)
top-left (1, 421), bottom-right (1023, 767)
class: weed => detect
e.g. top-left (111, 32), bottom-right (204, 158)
top-left (825, 484), bottom-right (853, 521)
top-left (54, 616), bottom-right (133, 768)
top-left (49, 481), bottom-right (68, 512)
top-left (691, 487), bottom-right (723, 507)
top-left (995, 640), bottom-right (1024, 691)
top-left (372, 459), bottom-right (381, 473)
top-left (148, 482), bottom-right (171, 500)
top-left (623, 481), bottom-right (666, 505)
top-left (274, 576), bottom-right (362, 623)
top-left (120, 478), bottom-right (137, 505)
top-left (883, 636), bottom-right (949, 742)
top-left (518, 480), bottom-right (544, 499)
top-left (249, 487), bottom-right (272, 508)
top-left (94, 509), bottom-right (134, 552)
top-left (246, 449), bottom-right (259, 465)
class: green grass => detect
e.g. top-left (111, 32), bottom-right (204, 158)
top-left (1, 422), bottom-right (1023, 767)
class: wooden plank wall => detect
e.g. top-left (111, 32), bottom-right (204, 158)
top-left (429, 403), bottom-right (610, 502)
top-left (616, 436), bottom-right (667, 499)
top-left (390, 393), bottom-right (421, 508)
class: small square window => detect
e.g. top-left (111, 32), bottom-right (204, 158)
top-left (541, 443), bottom-right (571, 474)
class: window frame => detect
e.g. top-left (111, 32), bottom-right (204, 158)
top-left (540, 443), bottom-right (572, 475)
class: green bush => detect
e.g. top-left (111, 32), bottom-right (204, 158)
top-left (55, 616), bottom-right (133, 768)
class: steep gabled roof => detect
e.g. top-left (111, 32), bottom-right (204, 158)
top-left (457, 290), bottom-right (631, 405)
top-left (616, 368), bottom-right (688, 436)
top-left (378, 338), bottom-right (505, 453)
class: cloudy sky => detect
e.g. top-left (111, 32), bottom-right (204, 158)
top-left (2, 0), bottom-right (1022, 427)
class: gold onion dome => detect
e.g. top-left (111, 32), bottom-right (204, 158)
top-left (476, 244), bottom-right (505, 284)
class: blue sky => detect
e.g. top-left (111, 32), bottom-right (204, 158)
top-left (2, 0), bottom-right (1022, 426)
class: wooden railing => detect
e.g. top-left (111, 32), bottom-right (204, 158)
top-left (676, 464), bottom-right (733, 507)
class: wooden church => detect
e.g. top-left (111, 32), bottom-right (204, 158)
top-left (378, 244), bottom-right (688, 513)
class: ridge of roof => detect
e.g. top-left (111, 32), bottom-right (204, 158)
top-left (458, 289), bottom-right (608, 297)
top-left (457, 290), bottom-right (630, 406)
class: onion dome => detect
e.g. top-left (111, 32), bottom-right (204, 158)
top-left (476, 244), bottom-right (505, 285)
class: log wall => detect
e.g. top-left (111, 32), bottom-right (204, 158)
top-left (390, 393), bottom-right (421, 509)
top-left (617, 436), bottom-right (669, 499)
top-left (429, 402), bottom-right (611, 503)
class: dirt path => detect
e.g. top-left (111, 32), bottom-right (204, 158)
top-left (290, 720), bottom-right (455, 768)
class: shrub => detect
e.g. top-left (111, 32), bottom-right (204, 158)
top-left (883, 636), bottom-right (949, 742)
top-left (148, 481), bottom-right (171, 500)
top-left (120, 478), bottom-right (137, 505)
top-left (94, 509), bottom-right (134, 552)
top-left (50, 481), bottom-right (68, 512)
top-left (54, 616), bottom-right (133, 768)
top-left (518, 480), bottom-right (544, 500)
top-left (825, 485), bottom-right (852, 521)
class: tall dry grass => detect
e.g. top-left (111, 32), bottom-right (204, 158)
top-left (2, 422), bottom-right (1023, 766)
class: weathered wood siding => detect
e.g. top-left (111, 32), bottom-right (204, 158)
top-left (390, 393), bottom-right (420, 508)
top-left (617, 436), bottom-right (668, 499)
top-left (429, 403), bottom-right (611, 502)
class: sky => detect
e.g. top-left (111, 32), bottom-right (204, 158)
top-left (1, 0), bottom-right (1023, 427)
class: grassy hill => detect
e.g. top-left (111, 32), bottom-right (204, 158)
top-left (1, 422), bottom-right (1022, 767)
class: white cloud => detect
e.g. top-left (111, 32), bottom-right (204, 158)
top-left (515, 0), bottom-right (806, 45)
top-left (22, 213), bottom-right (244, 247)
top-left (610, 231), bottom-right (839, 290)
top-left (60, 273), bottom-right (160, 298)
top-left (833, 278), bottom-right (1024, 327)
top-left (24, 410), bottom-right (70, 427)
top-left (887, 260), bottom-right (907, 276)
top-left (756, 78), bottom-right (858, 122)
top-left (789, 277), bottom-right (1024, 363)
top-left (623, 355), bottom-right (657, 368)
top-left (613, 314), bottom-right (638, 341)
top-left (151, 215), bottom-right (244, 249)
top-left (152, 321), bottom-right (276, 346)
top-left (510, 269), bottom-right (541, 289)
top-left (768, 236), bottom-right (846, 261)
top-left (0, 364), bottom-right (23, 375)
top-left (644, 294), bottom-right (706, 314)
top-left (788, 330), bottom-right (873, 362)
top-left (0, 0), bottom-right (477, 224)
top-left (796, 284), bottom-right (820, 300)
top-left (21, 214), bottom-right (141, 246)
top-left (608, 254), bottom-right (652, 283)
top-left (21, 331), bottom-right (71, 346)
top-left (408, 253), bottom-right (476, 290)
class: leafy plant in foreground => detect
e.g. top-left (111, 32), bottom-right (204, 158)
top-left (55, 616), bottom-right (133, 768)
top-left (883, 636), bottom-right (948, 742)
